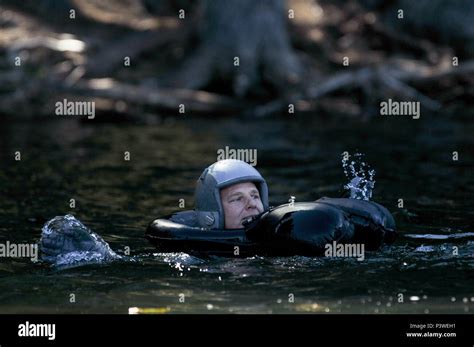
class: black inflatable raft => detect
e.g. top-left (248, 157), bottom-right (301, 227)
top-left (145, 197), bottom-right (397, 257)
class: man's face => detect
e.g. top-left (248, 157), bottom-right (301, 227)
top-left (220, 182), bottom-right (264, 229)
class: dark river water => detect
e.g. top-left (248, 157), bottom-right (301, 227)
top-left (0, 111), bottom-right (473, 313)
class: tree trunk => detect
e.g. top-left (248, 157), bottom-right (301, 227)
top-left (167, 0), bottom-right (303, 97)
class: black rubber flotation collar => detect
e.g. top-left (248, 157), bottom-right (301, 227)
top-left (145, 198), bottom-right (397, 257)
top-left (146, 218), bottom-right (259, 257)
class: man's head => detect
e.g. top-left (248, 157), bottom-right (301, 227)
top-left (220, 181), bottom-right (264, 229)
top-left (194, 159), bottom-right (269, 229)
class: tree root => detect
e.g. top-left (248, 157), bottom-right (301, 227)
top-left (251, 59), bottom-right (474, 117)
top-left (2, 59), bottom-right (472, 118)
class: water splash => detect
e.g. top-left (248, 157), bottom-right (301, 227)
top-left (342, 152), bottom-right (375, 201)
top-left (40, 214), bottom-right (121, 269)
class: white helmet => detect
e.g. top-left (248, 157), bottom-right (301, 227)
top-left (195, 159), bottom-right (269, 229)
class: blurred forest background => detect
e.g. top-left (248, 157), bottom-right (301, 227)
top-left (0, 0), bottom-right (473, 120)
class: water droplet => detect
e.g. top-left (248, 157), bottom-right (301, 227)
top-left (341, 153), bottom-right (375, 200)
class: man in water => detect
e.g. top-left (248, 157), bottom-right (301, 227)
top-left (193, 159), bottom-right (269, 229)
top-left (40, 159), bottom-right (269, 265)
top-left (40, 159), bottom-right (397, 266)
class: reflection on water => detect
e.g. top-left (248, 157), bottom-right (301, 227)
top-left (0, 113), bottom-right (473, 313)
